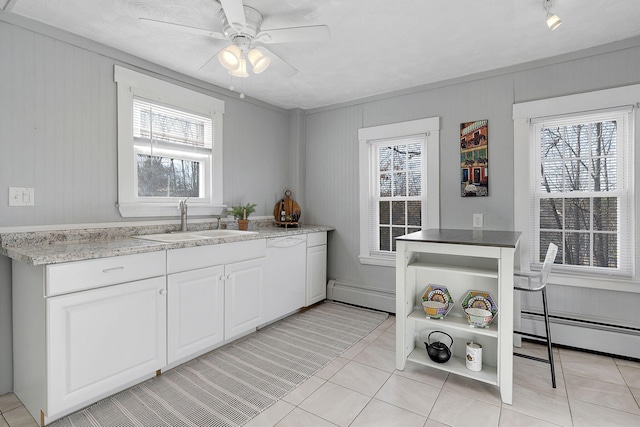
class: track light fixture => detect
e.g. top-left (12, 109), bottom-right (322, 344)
top-left (543, 0), bottom-right (562, 30)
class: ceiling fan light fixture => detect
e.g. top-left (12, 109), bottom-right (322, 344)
top-left (218, 44), bottom-right (241, 70)
top-left (229, 58), bottom-right (249, 78)
top-left (247, 48), bottom-right (271, 74)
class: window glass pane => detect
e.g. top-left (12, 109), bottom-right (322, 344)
top-left (540, 128), bottom-right (564, 160)
top-left (379, 201), bottom-right (390, 225)
top-left (563, 125), bottom-right (590, 158)
top-left (133, 97), bottom-right (211, 148)
top-left (392, 201), bottom-right (406, 226)
top-left (564, 198), bottom-right (590, 230)
top-left (540, 161), bottom-right (564, 192)
top-left (391, 227), bottom-right (406, 252)
top-left (593, 197), bottom-right (617, 231)
top-left (380, 174), bottom-right (391, 197)
top-left (137, 154), bottom-right (200, 198)
top-left (594, 233), bottom-right (617, 268)
top-left (408, 227), bottom-right (421, 234)
top-left (407, 143), bottom-right (421, 170)
top-left (564, 160), bottom-right (590, 191)
top-left (393, 172), bottom-right (407, 196)
top-left (591, 121), bottom-right (617, 157)
top-left (564, 232), bottom-right (590, 266)
top-left (408, 171), bottom-right (421, 196)
top-left (407, 201), bottom-right (421, 226)
top-left (591, 156), bottom-right (617, 191)
top-left (540, 198), bottom-right (563, 230)
top-left (540, 231), bottom-right (563, 263)
top-left (379, 146), bottom-right (392, 172)
top-left (393, 145), bottom-right (406, 170)
top-left (379, 227), bottom-right (390, 252)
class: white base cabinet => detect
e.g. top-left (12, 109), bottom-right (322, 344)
top-left (224, 258), bottom-right (265, 339)
top-left (12, 251), bottom-right (167, 426)
top-left (167, 266), bottom-right (225, 365)
top-left (47, 277), bottom-right (166, 417)
top-left (306, 232), bottom-right (327, 306)
top-left (395, 229), bottom-right (519, 405)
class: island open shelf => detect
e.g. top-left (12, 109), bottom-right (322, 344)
top-left (395, 229), bottom-right (520, 404)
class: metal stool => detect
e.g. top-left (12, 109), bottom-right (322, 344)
top-left (513, 242), bottom-right (558, 388)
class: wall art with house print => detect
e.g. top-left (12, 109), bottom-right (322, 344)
top-left (460, 119), bottom-right (488, 197)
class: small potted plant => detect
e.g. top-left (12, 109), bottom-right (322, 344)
top-left (229, 203), bottom-right (256, 231)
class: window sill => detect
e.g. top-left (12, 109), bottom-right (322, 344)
top-left (541, 271), bottom-right (640, 294)
top-left (118, 203), bottom-right (226, 218)
top-left (358, 255), bottom-right (395, 267)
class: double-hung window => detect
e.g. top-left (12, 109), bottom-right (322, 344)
top-left (514, 85), bottom-right (638, 283)
top-left (358, 117), bottom-right (440, 266)
top-left (115, 66), bottom-right (225, 217)
top-left (531, 109), bottom-right (633, 275)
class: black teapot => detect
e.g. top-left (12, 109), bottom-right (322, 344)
top-left (425, 331), bottom-right (453, 363)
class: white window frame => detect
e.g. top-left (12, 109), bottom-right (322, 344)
top-left (358, 117), bottom-right (440, 267)
top-left (514, 85), bottom-right (640, 291)
top-left (114, 66), bottom-right (225, 217)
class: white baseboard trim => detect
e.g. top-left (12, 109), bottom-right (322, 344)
top-left (326, 279), bottom-right (395, 313)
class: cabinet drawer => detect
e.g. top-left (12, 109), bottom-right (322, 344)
top-left (46, 251), bottom-right (166, 296)
top-left (307, 232), bottom-right (327, 247)
top-left (167, 239), bottom-right (266, 274)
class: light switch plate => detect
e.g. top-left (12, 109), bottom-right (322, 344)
top-left (9, 187), bottom-right (35, 206)
top-left (473, 213), bottom-right (483, 228)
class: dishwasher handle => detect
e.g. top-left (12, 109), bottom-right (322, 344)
top-left (267, 237), bottom-right (306, 248)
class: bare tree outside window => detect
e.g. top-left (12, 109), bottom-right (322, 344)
top-left (538, 119), bottom-right (618, 268)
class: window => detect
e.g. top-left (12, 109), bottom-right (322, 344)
top-left (531, 110), bottom-right (632, 275)
top-left (513, 85), bottom-right (638, 285)
top-left (358, 117), bottom-right (440, 266)
top-left (114, 66), bottom-right (224, 217)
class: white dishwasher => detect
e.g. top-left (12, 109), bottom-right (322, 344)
top-left (264, 234), bottom-right (307, 324)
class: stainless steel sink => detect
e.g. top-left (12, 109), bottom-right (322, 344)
top-left (134, 229), bottom-right (258, 243)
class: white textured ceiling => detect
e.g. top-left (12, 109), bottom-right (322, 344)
top-left (6, 0), bottom-right (640, 110)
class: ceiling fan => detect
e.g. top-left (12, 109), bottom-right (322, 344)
top-left (139, 0), bottom-right (330, 77)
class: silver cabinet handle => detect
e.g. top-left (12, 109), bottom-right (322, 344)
top-left (159, 289), bottom-right (167, 295)
top-left (219, 275), bottom-right (226, 281)
top-left (102, 266), bottom-right (124, 273)
top-left (226, 274), bottom-right (232, 280)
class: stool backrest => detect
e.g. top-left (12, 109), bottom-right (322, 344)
top-left (540, 243), bottom-right (559, 285)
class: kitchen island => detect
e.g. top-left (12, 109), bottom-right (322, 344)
top-left (395, 228), bottom-right (520, 404)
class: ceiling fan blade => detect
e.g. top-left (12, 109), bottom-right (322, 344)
top-left (139, 18), bottom-right (226, 40)
top-left (257, 25), bottom-right (330, 44)
top-left (262, 47), bottom-right (297, 77)
top-left (219, 0), bottom-right (247, 31)
top-left (199, 50), bottom-right (224, 72)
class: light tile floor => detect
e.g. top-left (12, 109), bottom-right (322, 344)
top-left (2, 315), bottom-right (640, 426)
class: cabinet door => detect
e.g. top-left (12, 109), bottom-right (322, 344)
top-left (167, 265), bottom-right (225, 365)
top-left (47, 276), bottom-right (166, 416)
top-left (224, 258), bottom-right (265, 339)
top-left (306, 245), bottom-right (327, 306)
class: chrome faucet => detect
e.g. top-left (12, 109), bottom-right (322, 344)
top-left (179, 199), bottom-right (188, 232)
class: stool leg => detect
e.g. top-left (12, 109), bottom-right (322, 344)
top-left (541, 288), bottom-right (556, 388)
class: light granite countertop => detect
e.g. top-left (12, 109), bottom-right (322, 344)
top-left (0, 220), bottom-right (333, 266)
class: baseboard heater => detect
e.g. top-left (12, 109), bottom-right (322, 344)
top-left (326, 279), bottom-right (395, 313)
top-left (521, 310), bottom-right (640, 360)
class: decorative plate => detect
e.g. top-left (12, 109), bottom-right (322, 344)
top-left (461, 290), bottom-right (498, 317)
top-left (421, 285), bottom-right (454, 319)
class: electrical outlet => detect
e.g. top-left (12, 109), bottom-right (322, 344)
top-left (473, 213), bottom-right (483, 228)
top-left (9, 187), bottom-right (35, 206)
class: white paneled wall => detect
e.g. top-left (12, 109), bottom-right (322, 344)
top-left (0, 24), bottom-right (118, 225)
